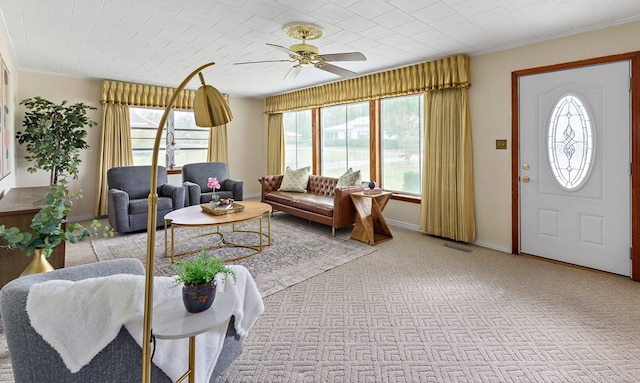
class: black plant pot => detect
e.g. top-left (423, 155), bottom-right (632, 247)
top-left (182, 280), bottom-right (217, 313)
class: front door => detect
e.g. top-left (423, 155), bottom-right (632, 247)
top-left (519, 61), bottom-right (631, 276)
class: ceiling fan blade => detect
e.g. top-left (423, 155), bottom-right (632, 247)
top-left (284, 65), bottom-right (302, 80)
top-left (233, 59), bottom-right (294, 65)
top-left (319, 52), bottom-right (366, 62)
top-left (266, 42), bottom-right (301, 58)
top-left (316, 62), bottom-right (358, 78)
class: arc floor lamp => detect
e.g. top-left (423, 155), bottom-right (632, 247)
top-left (141, 62), bottom-right (233, 382)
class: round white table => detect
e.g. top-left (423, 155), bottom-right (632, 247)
top-left (152, 291), bottom-right (235, 382)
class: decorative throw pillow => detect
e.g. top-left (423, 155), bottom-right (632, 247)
top-left (336, 168), bottom-right (361, 187)
top-left (278, 166), bottom-right (311, 192)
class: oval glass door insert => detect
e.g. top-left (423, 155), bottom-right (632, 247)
top-left (547, 93), bottom-right (594, 191)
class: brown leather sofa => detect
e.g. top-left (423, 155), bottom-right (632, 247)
top-left (260, 174), bottom-right (364, 235)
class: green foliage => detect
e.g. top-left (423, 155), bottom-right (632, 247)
top-left (17, 96), bottom-right (97, 185)
top-left (173, 249), bottom-right (236, 286)
top-left (0, 180), bottom-right (114, 256)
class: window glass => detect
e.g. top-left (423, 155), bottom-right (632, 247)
top-left (173, 110), bottom-right (209, 168)
top-left (283, 110), bottom-right (312, 170)
top-left (320, 102), bottom-right (370, 180)
top-left (547, 93), bottom-right (594, 190)
top-left (130, 108), bottom-right (208, 169)
top-left (380, 94), bottom-right (423, 195)
top-left (130, 108), bottom-right (165, 166)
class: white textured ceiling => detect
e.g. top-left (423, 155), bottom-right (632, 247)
top-left (1, 0), bottom-right (640, 98)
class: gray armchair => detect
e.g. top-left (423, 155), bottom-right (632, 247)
top-left (182, 162), bottom-right (243, 206)
top-left (107, 165), bottom-right (185, 233)
top-left (0, 258), bottom-right (243, 383)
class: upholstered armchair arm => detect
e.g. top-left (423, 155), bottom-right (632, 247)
top-left (333, 185), bottom-right (365, 228)
top-left (223, 178), bottom-right (244, 201)
top-left (183, 181), bottom-right (201, 206)
top-left (260, 175), bottom-right (283, 201)
top-left (108, 188), bottom-right (131, 233)
top-left (159, 184), bottom-right (186, 209)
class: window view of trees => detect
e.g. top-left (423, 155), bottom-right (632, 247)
top-left (381, 94), bottom-right (423, 195)
top-left (284, 95), bottom-right (424, 196)
top-left (130, 108), bottom-right (207, 168)
top-left (321, 102), bottom-right (370, 180)
top-left (283, 110), bottom-right (312, 170)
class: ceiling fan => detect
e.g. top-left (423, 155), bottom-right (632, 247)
top-left (233, 23), bottom-right (366, 80)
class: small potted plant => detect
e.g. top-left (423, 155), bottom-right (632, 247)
top-left (0, 179), bottom-right (113, 275)
top-left (172, 248), bottom-right (236, 313)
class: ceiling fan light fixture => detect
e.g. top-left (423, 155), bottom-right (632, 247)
top-left (289, 43), bottom-right (319, 55)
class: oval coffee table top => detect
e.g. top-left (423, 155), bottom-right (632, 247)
top-left (164, 200), bottom-right (272, 226)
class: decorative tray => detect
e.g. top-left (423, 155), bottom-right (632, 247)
top-left (200, 202), bottom-right (245, 216)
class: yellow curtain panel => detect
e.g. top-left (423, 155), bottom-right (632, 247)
top-left (264, 54), bottom-right (470, 114)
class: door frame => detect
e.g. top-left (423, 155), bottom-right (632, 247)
top-left (511, 52), bottom-right (640, 281)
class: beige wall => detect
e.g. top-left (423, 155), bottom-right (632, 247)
top-left (14, 70), bottom-right (266, 220)
top-left (470, 21), bottom-right (640, 251)
top-left (0, 20), bottom-right (18, 196)
top-left (16, 72), bottom-right (102, 220)
top-left (385, 21), bottom-right (640, 251)
top-left (5, 19), bottom-right (640, 250)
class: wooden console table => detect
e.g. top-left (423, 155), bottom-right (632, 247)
top-left (350, 191), bottom-right (393, 245)
top-left (0, 186), bottom-right (65, 289)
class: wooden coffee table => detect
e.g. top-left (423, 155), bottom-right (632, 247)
top-left (163, 201), bottom-right (272, 263)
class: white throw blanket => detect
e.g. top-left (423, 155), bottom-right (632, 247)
top-left (26, 265), bottom-right (264, 383)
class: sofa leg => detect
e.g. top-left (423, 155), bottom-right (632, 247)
top-left (332, 227), bottom-right (336, 237)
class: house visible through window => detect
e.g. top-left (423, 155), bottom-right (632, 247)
top-left (321, 102), bottom-right (370, 180)
top-left (381, 94), bottom-right (423, 195)
top-left (130, 107), bottom-right (208, 169)
top-left (283, 110), bottom-right (312, 170)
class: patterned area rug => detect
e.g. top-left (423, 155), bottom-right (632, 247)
top-left (92, 212), bottom-right (375, 297)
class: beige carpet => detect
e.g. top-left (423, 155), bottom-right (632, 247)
top-left (3, 220), bottom-right (640, 382)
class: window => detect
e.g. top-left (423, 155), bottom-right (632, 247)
top-left (130, 107), bottom-right (208, 169)
top-left (283, 110), bottom-right (312, 170)
top-left (320, 102), bottom-right (370, 180)
top-left (281, 96), bottom-right (425, 198)
top-left (380, 95), bottom-right (424, 195)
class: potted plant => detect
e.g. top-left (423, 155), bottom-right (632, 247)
top-left (0, 179), bottom-right (113, 275)
top-left (173, 248), bottom-right (236, 313)
top-left (17, 96), bottom-right (97, 185)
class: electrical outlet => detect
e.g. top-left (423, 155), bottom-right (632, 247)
top-left (496, 139), bottom-right (507, 150)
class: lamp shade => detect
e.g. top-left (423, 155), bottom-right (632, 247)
top-left (194, 85), bottom-right (233, 127)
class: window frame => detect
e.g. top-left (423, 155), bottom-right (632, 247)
top-left (282, 97), bottom-right (423, 203)
top-left (130, 107), bottom-right (208, 170)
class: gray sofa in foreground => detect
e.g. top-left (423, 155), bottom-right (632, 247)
top-left (0, 259), bottom-right (243, 383)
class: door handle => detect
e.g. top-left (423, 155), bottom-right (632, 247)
top-left (521, 176), bottom-right (530, 183)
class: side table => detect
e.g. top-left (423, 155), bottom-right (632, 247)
top-left (350, 191), bottom-right (393, 245)
top-left (152, 291), bottom-right (235, 383)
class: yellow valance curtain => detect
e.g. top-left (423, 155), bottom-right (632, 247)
top-left (100, 80), bottom-right (196, 109)
top-left (264, 54), bottom-right (470, 114)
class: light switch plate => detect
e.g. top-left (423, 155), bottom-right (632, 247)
top-left (496, 139), bottom-right (507, 150)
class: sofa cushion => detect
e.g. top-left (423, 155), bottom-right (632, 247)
top-left (336, 168), bottom-right (361, 187)
top-left (278, 166), bottom-right (310, 192)
top-left (291, 195), bottom-right (334, 217)
top-left (264, 191), bottom-right (296, 206)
